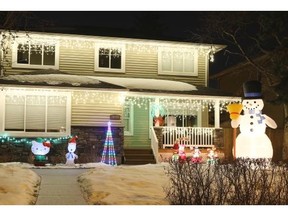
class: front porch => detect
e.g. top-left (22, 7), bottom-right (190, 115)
top-left (155, 126), bottom-right (217, 149)
top-left (150, 125), bottom-right (225, 163)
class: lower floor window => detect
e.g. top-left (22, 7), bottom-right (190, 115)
top-left (1, 91), bottom-right (71, 136)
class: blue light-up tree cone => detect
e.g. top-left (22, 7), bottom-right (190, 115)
top-left (101, 121), bottom-right (117, 166)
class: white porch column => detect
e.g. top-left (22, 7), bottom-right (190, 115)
top-left (214, 99), bottom-right (220, 128)
top-left (154, 98), bottom-right (160, 117)
top-left (154, 98), bottom-right (160, 127)
top-left (0, 89), bottom-right (4, 132)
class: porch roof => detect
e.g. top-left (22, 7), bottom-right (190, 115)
top-left (0, 70), bottom-right (236, 98)
top-left (93, 76), bottom-right (235, 97)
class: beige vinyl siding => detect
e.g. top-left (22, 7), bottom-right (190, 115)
top-left (125, 46), bottom-right (158, 78)
top-left (124, 104), bottom-right (150, 149)
top-left (71, 91), bottom-right (123, 127)
top-left (4, 38), bottom-right (208, 87)
top-left (2, 51), bottom-right (15, 75)
top-left (59, 43), bottom-right (94, 75)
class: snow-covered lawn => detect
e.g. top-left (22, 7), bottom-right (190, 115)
top-left (0, 162), bottom-right (170, 205)
top-left (78, 163), bottom-right (170, 205)
top-left (0, 162), bottom-right (284, 216)
top-left (0, 163), bottom-right (40, 205)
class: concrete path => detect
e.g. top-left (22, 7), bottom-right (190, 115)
top-left (32, 169), bottom-right (88, 205)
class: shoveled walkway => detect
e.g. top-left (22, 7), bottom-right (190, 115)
top-left (33, 168), bottom-right (88, 205)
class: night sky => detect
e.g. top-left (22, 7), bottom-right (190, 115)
top-left (32, 11), bottom-right (204, 41)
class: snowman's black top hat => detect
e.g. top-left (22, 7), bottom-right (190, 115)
top-left (243, 80), bottom-right (262, 99)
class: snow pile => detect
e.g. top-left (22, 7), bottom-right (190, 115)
top-left (93, 76), bottom-right (197, 91)
top-left (0, 164), bottom-right (40, 205)
top-left (2, 74), bottom-right (101, 86)
top-left (0, 162), bottom-right (171, 205)
top-left (78, 163), bottom-right (170, 205)
top-left (2, 74), bottom-right (197, 92)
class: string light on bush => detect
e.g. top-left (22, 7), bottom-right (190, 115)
top-left (0, 135), bottom-right (72, 145)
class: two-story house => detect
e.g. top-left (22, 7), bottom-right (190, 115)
top-left (0, 30), bottom-right (240, 164)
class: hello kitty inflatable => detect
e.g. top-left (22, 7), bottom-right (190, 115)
top-left (31, 138), bottom-right (52, 166)
top-left (65, 136), bottom-right (78, 165)
top-left (231, 80), bottom-right (277, 159)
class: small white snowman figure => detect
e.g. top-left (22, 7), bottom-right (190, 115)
top-left (65, 136), bottom-right (78, 165)
top-left (231, 80), bottom-right (277, 159)
top-left (191, 147), bottom-right (202, 163)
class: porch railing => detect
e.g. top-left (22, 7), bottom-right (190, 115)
top-left (150, 127), bottom-right (159, 163)
top-left (162, 127), bottom-right (215, 149)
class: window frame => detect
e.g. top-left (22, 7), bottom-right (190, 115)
top-left (123, 103), bottom-right (134, 136)
top-left (158, 47), bottom-right (198, 76)
top-left (12, 40), bottom-right (60, 70)
top-left (94, 43), bottom-right (126, 73)
top-left (0, 90), bottom-right (71, 138)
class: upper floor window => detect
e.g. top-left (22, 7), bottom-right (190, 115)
top-left (94, 43), bottom-right (126, 73)
top-left (158, 48), bottom-right (198, 76)
top-left (12, 40), bottom-right (59, 69)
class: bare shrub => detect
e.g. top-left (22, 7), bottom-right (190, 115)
top-left (164, 158), bottom-right (288, 205)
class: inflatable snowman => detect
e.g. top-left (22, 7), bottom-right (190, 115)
top-left (31, 138), bottom-right (52, 166)
top-left (231, 80), bottom-right (277, 159)
top-left (65, 136), bottom-right (78, 165)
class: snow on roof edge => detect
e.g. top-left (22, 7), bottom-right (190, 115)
top-left (89, 76), bottom-right (198, 92)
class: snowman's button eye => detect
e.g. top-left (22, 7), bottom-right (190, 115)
top-left (254, 101), bottom-right (256, 103)
top-left (246, 101), bottom-right (249, 104)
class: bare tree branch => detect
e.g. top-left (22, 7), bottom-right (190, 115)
top-left (223, 30), bottom-right (278, 86)
top-left (248, 35), bottom-right (270, 54)
top-left (273, 33), bottom-right (283, 46)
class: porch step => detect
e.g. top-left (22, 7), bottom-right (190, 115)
top-left (123, 148), bottom-right (156, 165)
